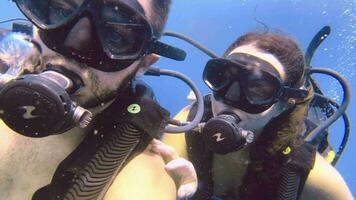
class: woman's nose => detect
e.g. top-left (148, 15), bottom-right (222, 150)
top-left (64, 17), bottom-right (94, 55)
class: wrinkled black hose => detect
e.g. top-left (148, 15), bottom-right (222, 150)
top-left (54, 122), bottom-right (142, 200)
top-left (276, 166), bottom-right (301, 200)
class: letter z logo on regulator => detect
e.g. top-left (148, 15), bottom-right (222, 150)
top-left (212, 133), bottom-right (225, 142)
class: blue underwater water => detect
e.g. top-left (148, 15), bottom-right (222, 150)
top-left (1, 0), bottom-right (355, 196)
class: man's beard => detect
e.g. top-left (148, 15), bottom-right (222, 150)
top-left (41, 53), bottom-right (140, 109)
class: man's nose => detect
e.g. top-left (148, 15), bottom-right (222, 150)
top-left (64, 17), bottom-right (94, 54)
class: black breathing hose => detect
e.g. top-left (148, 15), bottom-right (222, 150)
top-left (0, 18), bottom-right (30, 24)
top-left (314, 93), bottom-right (351, 166)
top-left (305, 68), bottom-right (351, 143)
top-left (163, 31), bottom-right (219, 58)
top-left (51, 122), bottom-right (143, 200)
top-left (304, 26), bottom-right (351, 164)
top-left (305, 26), bottom-right (331, 66)
top-left (145, 67), bottom-right (204, 133)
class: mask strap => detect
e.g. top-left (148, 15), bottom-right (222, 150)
top-left (293, 84), bottom-right (314, 105)
top-left (148, 40), bottom-right (187, 61)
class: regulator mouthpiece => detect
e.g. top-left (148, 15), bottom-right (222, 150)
top-left (0, 70), bottom-right (92, 137)
top-left (202, 114), bottom-right (254, 154)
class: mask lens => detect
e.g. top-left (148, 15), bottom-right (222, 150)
top-left (103, 22), bottom-right (147, 59)
top-left (204, 63), bottom-right (238, 91)
top-left (244, 71), bottom-right (278, 104)
top-left (18, 0), bottom-right (84, 26)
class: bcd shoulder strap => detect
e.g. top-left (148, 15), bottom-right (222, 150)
top-left (32, 80), bottom-right (157, 200)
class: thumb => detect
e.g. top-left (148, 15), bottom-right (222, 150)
top-left (149, 139), bottom-right (178, 163)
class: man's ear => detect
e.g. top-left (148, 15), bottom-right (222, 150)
top-left (135, 54), bottom-right (160, 77)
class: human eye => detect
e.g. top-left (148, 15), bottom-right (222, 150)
top-left (48, 1), bottom-right (79, 23)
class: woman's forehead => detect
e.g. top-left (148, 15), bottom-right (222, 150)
top-left (228, 44), bottom-right (287, 81)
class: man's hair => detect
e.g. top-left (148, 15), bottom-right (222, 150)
top-left (149, 0), bottom-right (172, 38)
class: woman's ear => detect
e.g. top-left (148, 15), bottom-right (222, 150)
top-left (135, 54), bottom-right (160, 77)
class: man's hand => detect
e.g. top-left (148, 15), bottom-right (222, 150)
top-left (149, 139), bottom-right (198, 200)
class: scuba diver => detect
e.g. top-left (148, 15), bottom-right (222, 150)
top-left (0, 0), bottom-right (198, 199)
top-left (163, 31), bottom-right (354, 200)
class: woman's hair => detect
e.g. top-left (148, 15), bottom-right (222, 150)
top-left (224, 32), bottom-right (313, 199)
top-left (223, 32), bottom-right (306, 88)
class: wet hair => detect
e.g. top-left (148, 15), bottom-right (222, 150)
top-left (223, 32), bottom-right (306, 87)
top-left (149, 0), bottom-right (172, 38)
top-left (223, 32), bottom-right (313, 199)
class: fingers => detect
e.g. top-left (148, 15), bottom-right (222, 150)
top-left (177, 182), bottom-right (197, 200)
top-left (149, 139), bottom-right (178, 163)
top-left (148, 139), bottom-right (198, 199)
top-left (165, 158), bottom-right (198, 200)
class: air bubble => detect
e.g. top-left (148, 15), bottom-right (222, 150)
top-left (343, 9), bottom-right (350, 15)
top-left (93, 129), bottom-right (98, 135)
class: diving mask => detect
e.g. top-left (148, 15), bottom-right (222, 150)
top-left (13, 0), bottom-right (186, 71)
top-left (203, 53), bottom-right (308, 113)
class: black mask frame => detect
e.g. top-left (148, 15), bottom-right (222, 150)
top-left (203, 53), bottom-right (308, 112)
top-left (13, 0), bottom-right (186, 71)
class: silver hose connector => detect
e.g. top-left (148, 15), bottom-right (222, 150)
top-left (241, 129), bottom-right (254, 144)
top-left (72, 104), bottom-right (93, 128)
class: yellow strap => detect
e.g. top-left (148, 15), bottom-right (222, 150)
top-left (162, 106), bottom-right (191, 159)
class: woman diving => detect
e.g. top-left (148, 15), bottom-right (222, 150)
top-left (163, 31), bottom-right (353, 200)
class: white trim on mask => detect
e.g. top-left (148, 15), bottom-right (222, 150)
top-left (228, 44), bottom-right (287, 81)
